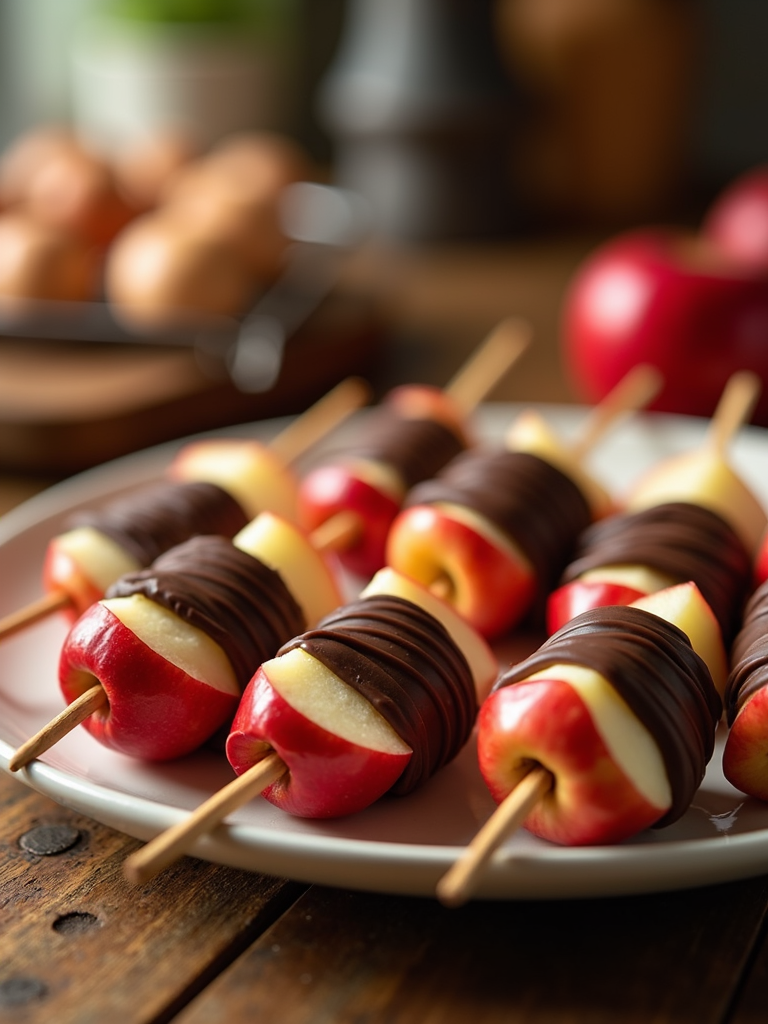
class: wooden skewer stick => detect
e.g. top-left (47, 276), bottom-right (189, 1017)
top-left (123, 752), bottom-right (287, 885)
top-left (0, 376), bottom-right (371, 644)
top-left (8, 683), bottom-right (107, 772)
top-left (704, 370), bottom-right (761, 456)
top-left (435, 766), bottom-right (553, 908)
top-left (568, 363), bottom-right (664, 463)
top-left (265, 376), bottom-right (372, 465)
top-left (314, 317), bottom-right (532, 561)
top-left (443, 317), bottom-right (532, 415)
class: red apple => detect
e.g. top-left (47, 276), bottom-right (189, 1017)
top-left (722, 688), bottom-right (768, 802)
top-left (701, 165), bottom-right (768, 271)
top-left (546, 578), bottom-right (648, 636)
top-left (385, 502), bottom-right (536, 640)
top-left (561, 227), bottom-right (768, 424)
top-left (477, 585), bottom-right (723, 845)
top-left (42, 526), bottom-right (140, 622)
top-left (226, 647), bottom-right (413, 818)
top-left (298, 460), bottom-right (402, 579)
top-left (60, 597), bottom-right (241, 760)
top-left (477, 676), bottom-right (669, 846)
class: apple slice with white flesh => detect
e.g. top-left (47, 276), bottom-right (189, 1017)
top-left (436, 582), bottom-right (722, 907)
top-left (9, 511), bottom-right (342, 768)
top-left (122, 567), bottom-right (495, 884)
top-left (298, 317), bottom-right (532, 579)
top-left (0, 377), bottom-right (368, 644)
top-left (387, 364), bottom-right (660, 640)
top-left (625, 370), bottom-right (767, 559)
top-left (547, 370), bottom-right (766, 636)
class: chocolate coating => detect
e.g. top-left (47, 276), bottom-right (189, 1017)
top-left (106, 535), bottom-right (305, 689)
top-left (279, 593), bottom-right (477, 795)
top-left (561, 501), bottom-right (752, 645)
top-left (72, 480), bottom-right (249, 567)
top-left (405, 447), bottom-right (592, 620)
top-left (494, 605), bottom-right (721, 828)
top-left (726, 579), bottom-right (768, 724)
top-left (350, 411), bottom-right (466, 491)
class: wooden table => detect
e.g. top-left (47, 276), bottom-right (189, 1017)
top-left (3, 240), bottom-right (768, 1023)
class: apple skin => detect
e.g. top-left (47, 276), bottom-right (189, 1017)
top-left (701, 165), bottom-right (768, 271)
top-left (298, 462), bottom-right (402, 579)
top-left (42, 541), bottom-right (108, 622)
top-left (59, 602), bottom-right (240, 760)
top-left (476, 678), bottom-right (667, 846)
top-left (385, 503), bottom-right (536, 640)
top-left (546, 578), bottom-right (647, 636)
top-left (226, 665), bottom-right (412, 818)
top-left (561, 228), bottom-right (768, 424)
top-left (722, 690), bottom-right (768, 801)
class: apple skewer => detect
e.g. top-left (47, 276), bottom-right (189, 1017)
top-left (122, 567), bottom-right (497, 885)
top-left (297, 317), bottom-right (532, 574)
top-left (435, 580), bottom-right (726, 907)
top-left (547, 369), bottom-right (765, 641)
top-left (436, 378), bottom-right (760, 907)
top-left (0, 375), bottom-right (370, 644)
top-left (385, 362), bottom-right (663, 640)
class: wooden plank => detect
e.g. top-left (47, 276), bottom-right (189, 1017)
top-left (0, 771), bottom-right (307, 1024)
top-left (174, 877), bottom-right (768, 1024)
top-left (726, 911), bottom-right (768, 1023)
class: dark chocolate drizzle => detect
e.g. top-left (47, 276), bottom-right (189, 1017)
top-left (561, 501), bottom-right (752, 645)
top-left (72, 480), bottom-right (249, 567)
top-left (349, 411), bottom-right (466, 491)
top-left (405, 447), bottom-right (592, 620)
top-left (106, 535), bottom-right (305, 690)
top-left (494, 605), bottom-right (721, 828)
top-left (726, 579), bottom-right (768, 724)
top-left (279, 593), bottom-right (477, 795)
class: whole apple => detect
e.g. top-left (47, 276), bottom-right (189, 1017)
top-left (561, 228), bottom-right (768, 424)
top-left (702, 165), bottom-right (768, 271)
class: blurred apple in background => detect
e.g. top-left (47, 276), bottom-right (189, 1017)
top-left (561, 170), bottom-right (768, 425)
top-left (701, 165), bottom-right (768, 271)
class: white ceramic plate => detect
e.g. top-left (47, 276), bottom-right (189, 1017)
top-left (2, 404), bottom-right (768, 901)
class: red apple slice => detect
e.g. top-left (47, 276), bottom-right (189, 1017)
top-left (385, 501), bottom-right (536, 640)
top-left (298, 460), bottom-right (403, 579)
top-left (226, 647), bottom-right (412, 818)
top-left (60, 596), bottom-right (241, 760)
top-left (42, 526), bottom-right (140, 621)
top-left (545, 564), bottom-right (675, 634)
top-left (477, 670), bottom-right (670, 846)
top-left (722, 688), bottom-right (768, 802)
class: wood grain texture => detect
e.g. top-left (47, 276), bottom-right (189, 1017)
top-left (173, 878), bottom-right (768, 1024)
top-left (0, 772), bottom-right (306, 1024)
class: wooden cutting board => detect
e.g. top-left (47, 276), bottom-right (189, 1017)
top-left (0, 291), bottom-right (383, 475)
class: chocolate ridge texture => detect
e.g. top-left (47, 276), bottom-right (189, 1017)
top-left (494, 604), bottom-right (722, 828)
top-left (107, 534), bottom-right (305, 689)
top-left (561, 501), bottom-right (752, 645)
top-left (726, 578), bottom-right (768, 724)
top-left (73, 480), bottom-right (249, 567)
top-left (280, 593), bottom-right (477, 795)
top-left (349, 411), bottom-right (466, 491)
